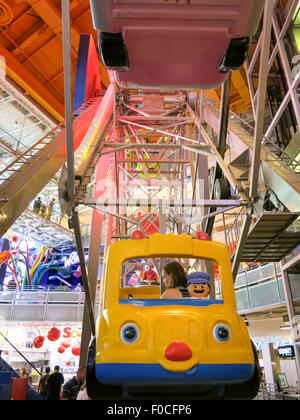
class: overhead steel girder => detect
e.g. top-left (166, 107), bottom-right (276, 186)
top-left (205, 74), bottom-right (232, 237)
top-left (61, 0), bottom-right (96, 343)
top-left (187, 104), bottom-right (247, 202)
top-left (102, 142), bottom-right (213, 158)
top-left (249, 0), bottom-right (273, 200)
top-left (83, 198), bottom-right (242, 208)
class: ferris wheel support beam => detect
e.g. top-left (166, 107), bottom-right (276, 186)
top-left (249, 0), bottom-right (273, 200)
top-left (230, 1), bottom-right (273, 280)
top-left (62, 0), bottom-right (96, 346)
top-left (205, 74), bottom-right (232, 237)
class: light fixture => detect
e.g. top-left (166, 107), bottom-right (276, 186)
top-left (280, 325), bottom-right (291, 330)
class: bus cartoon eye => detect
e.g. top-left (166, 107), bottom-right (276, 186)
top-left (121, 324), bottom-right (139, 343)
top-left (214, 325), bottom-right (231, 342)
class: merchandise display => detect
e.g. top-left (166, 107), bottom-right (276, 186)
top-left (0, 324), bottom-right (82, 387)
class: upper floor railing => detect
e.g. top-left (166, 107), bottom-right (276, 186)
top-left (234, 262), bottom-right (287, 313)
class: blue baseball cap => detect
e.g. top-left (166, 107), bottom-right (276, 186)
top-left (187, 272), bottom-right (210, 284)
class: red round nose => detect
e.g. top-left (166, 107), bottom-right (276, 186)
top-left (165, 341), bottom-right (192, 361)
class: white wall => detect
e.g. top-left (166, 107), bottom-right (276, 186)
top-left (246, 317), bottom-right (299, 386)
top-left (280, 360), bottom-right (299, 387)
top-left (247, 318), bottom-right (292, 345)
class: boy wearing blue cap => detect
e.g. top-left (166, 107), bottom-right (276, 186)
top-left (187, 272), bottom-right (211, 299)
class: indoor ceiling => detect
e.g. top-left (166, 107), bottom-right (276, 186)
top-left (0, 85), bottom-right (49, 169)
top-left (0, 0), bottom-right (110, 123)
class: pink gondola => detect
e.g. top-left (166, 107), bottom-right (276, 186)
top-left (90, 0), bottom-right (265, 90)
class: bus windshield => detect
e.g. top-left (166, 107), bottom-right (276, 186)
top-left (120, 256), bottom-right (222, 303)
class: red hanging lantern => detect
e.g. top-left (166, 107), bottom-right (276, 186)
top-left (47, 327), bottom-right (61, 342)
top-left (33, 336), bottom-right (44, 349)
top-left (11, 235), bottom-right (19, 243)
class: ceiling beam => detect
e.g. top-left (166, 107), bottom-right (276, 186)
top-left (0, 43), bottom-right (65, 122)
top-left (24, 0), bottom-right (109, 88)
top-left (11, 21), bottom-right (46, 56)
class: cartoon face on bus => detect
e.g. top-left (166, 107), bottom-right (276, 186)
top-left (87, 233), bottom-right (260, 400)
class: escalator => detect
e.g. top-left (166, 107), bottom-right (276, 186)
top-left (0, 87), bottom-right (114, 238)
top-left (203, 99), bottom-right (300, 212)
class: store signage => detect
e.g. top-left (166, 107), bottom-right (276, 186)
top-left (61, 251), bottom-right (88, 268)
top-left (62, 251), bottom-right (80, 268)
top-left (278, 345), bottom-right (295, 358)
top-left (63, 327), bottom-right (81, 339)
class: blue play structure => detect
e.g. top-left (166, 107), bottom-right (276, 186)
top-left (0, 238), bottom-right (9, 287)
top-left (31, 247), bottom-right (87, 289)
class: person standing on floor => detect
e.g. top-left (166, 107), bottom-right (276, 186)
top-left (46, 198), bottom-right (55, 220)
top-left (61, 366), bottom-right (86, 400)
top-left (33, 197), bottom-right (42, 214)
top-left (38, 366), bottom-right (51, 400)
top-left (46, 365), bottom-right (64, 400)
top-left (40, 202), bottom-right (46, 218)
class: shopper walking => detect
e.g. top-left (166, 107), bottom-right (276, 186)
top-left (46, 365), bottom-right (64, 400)
top-left (33, 197), bottom-right (42, 214)
top-left (40, 203), bottom-right (46, 218)
top-left (38, 367), bottom-right (51, 400)
top-left (76, 381), bottom-right (91, 400)
top-left (46, 198), bottom-right (55, 220)
top-left (20, 367), bottom-right (29, 380)
top-left (61, 366), bottom-right (86, 400)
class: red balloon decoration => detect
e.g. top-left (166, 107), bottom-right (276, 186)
top-left (11, 235), bottom-right (19, 243)
top-left (61, 339), bottom-right (71, 349)
top-left (58, 345), bottom-right (66, 354)
top-left (71, 345), bottom-right (80, 356)
top-left (33, 336), bottom-right (44, 349)
top-left (47, 327), bottom-right (61, 342)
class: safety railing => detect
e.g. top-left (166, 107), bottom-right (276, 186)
top-left (234, 262), bottom-right (287, 313)
top-left (222, 207), bottom-right (249, 259)
top-left (0, 96), bottom-right (102, 186)
top-left (0, 285), bottom-right (101, 322)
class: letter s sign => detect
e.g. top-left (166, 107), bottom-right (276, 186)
top-left (63, 327), bottom-right (72, 338)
